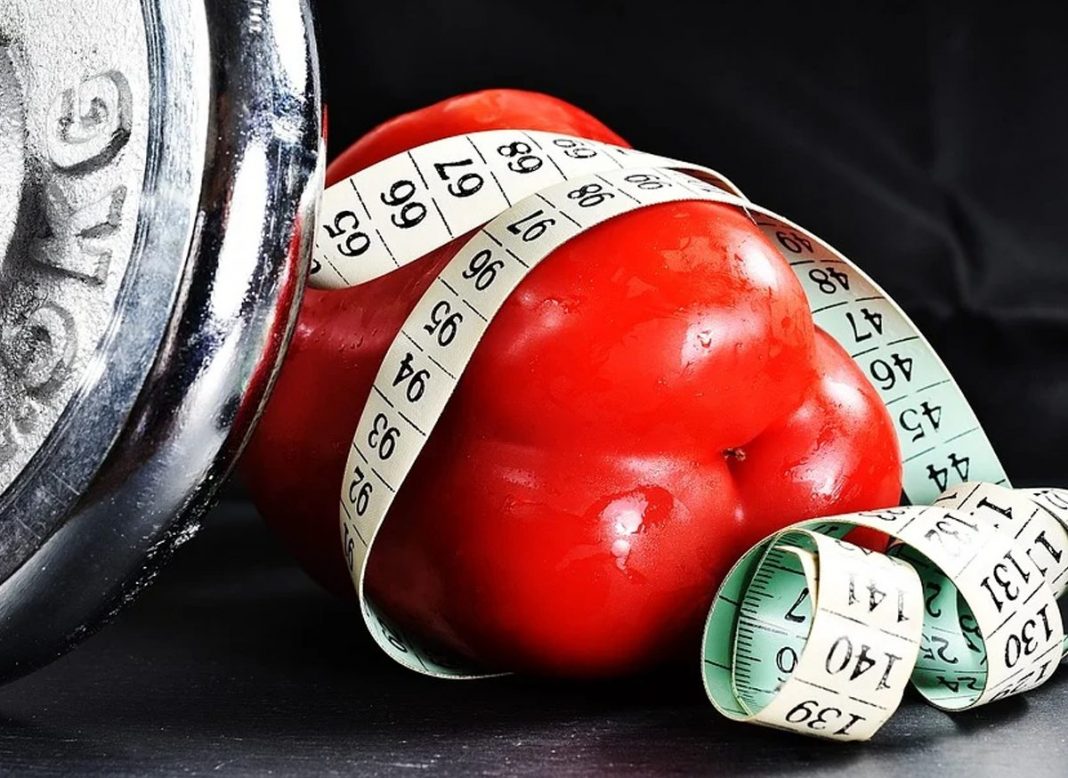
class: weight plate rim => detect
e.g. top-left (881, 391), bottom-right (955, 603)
top-left (0, 0), bottom-right (208, 578)
top-left (0, 0), bottom-right (321, 681)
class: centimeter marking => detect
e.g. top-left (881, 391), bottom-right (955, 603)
top-left (733, 546), bottom-right (812, 715)
top-left (313, 129), bottom-right (1068, 740)
top-left (313, 130), bottom-right (745, 289)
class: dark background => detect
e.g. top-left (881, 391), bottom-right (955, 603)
top-left (317, 0), bottom-right (1068, 487)
top-left (6, 1), bottom-right (1068, 775)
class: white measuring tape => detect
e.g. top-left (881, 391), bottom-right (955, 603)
top-left (310, 129), bottom-right (1068, 739)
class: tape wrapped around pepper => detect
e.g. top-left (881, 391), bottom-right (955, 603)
top-left (244, 90), bottom-right (1068, 741)
top-left (242, 91), bottom-right (904, 676)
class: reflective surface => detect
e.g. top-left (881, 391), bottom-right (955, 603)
top-left (0, 0), bottom-right (152, 538)
top-left (0, 0), bottom-right (321, 680)
top-left (0, 48), bottom-right (24, 284)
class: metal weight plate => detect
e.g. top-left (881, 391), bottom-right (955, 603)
top-left (0, 0), bottom-right (322, 680)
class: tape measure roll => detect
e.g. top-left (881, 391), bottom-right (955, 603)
top-left (704, 529), bottom-right (925, 740)
top-left (704, 483), bottom-right (1068, 741)
top-left (311, 130), bottom-right (1068, 739)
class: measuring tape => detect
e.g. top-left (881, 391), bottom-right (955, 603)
top-left (310, 129), bottom-right (1068, 739)
top-left (705, 483), bottom-right (1068, 739)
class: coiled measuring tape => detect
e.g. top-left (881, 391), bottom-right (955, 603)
top-left (310, 129), bottom-right (1068, 739)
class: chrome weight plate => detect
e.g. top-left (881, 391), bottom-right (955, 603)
top-left (0, 0), bottom-right (321, 679)
top-left (0, 0), bottom-right (152, 557)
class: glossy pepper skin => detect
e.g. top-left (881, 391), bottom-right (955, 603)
top-left (241, 89), bottom-right (902, 676)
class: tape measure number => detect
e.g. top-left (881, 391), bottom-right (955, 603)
top-left (310, 129), bottom-right (1066, 741)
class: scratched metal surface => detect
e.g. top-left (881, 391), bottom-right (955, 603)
top-left (0, 499), bottom-right (1065, 777)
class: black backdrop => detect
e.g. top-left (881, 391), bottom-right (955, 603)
top-left (312, 0), bottom-right (1068, 487)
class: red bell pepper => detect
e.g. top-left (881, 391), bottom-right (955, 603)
top-left (241, 89), bottom-right (902, 676)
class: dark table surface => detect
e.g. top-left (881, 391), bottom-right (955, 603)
top-left (2, 499), bottom-right (1066, 777)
